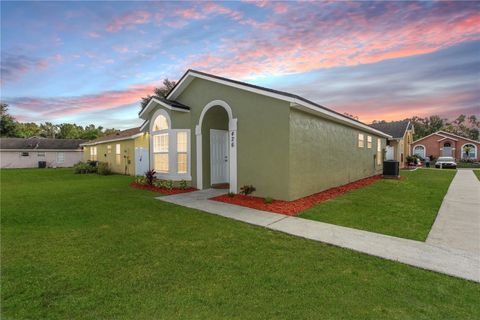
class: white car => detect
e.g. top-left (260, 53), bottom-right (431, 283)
top-left (435, 157), bottom-right (457, 169)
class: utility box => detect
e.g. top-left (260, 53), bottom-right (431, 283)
top-left (38, 161), bottom-right (47, 168)
top-left (383, 160), bottom-right (399, 178)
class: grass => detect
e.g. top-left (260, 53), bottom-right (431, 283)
top-left (474, 170), bottom-right (480, 181)
top-left (2, 169), bottom-right (479, 319)
top-left (299, 169), bottom-right (456, 241)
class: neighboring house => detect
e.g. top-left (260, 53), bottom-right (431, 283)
top-left (411, 131), bottom-right (479, 161)
top-left (81, 127), bottom-right (149, 176)
top-left (138, 69), bottom-right (391, 201)
top-left (0, 137), bottom-right (86, 168)
top-left (369, 120), bottom-right (414, 168)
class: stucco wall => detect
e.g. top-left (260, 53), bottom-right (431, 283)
top-left (1, 150), bottom-right (83, 168)
top-left (83, 134), bottom-right (149, 175)
top-left (144, 78), bottom-right (291, 199)
top-left (288, 109), bottom-right (385, 200)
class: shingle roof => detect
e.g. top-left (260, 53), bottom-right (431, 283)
top-left (369, 120), bottom-right (411, 139)
top-left (0, 138), bottom-right (87, 150)
top-left (140, 96), bottom-right (190, 114)
top-left (81, 127), bottom-right (141, 145)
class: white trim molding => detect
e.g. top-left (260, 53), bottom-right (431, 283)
top-left (139, 97), bottom-right (189, 119)
top-left (80, 133), bottom-right (144, 146)
top-left (196, 100), bottom-right (237, 193)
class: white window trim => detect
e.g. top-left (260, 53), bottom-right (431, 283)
top-left (461, 143), bottom-right (477, 159)
top-left (367, 135), bottom-right (372, 149)
top-left (57, 152), bottom-right (65, 163)
top-left (358, 133), bottom-right (365, 148)
top-left (149, 109), bottom-right (192, 180)
top-left (412, 144), bottom-right (426, 159)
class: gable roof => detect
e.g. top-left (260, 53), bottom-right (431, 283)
top-left (369, 120), bottom-right (411, 139)
top-left (0, 138), bottom-right (86, 150)
top-left (140, 69), bottom-right (391, 138)
top-left (412, 130), bottom-right (480, 144)
top-left (80, 127), bottom-right (143, 146)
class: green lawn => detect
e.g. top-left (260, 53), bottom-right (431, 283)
top-left (2, 169), bottom-right (479, 319)
top-left (299, 169), bottom-right (456, 241)
top-left (474, 170), bottom-right (480, 181)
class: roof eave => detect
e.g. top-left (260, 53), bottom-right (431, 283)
top-left (80, 133), bottom-right (144, 146)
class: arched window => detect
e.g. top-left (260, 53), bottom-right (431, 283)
top-left (413, 145), bottom-right (425, 159)
top-left (444, 142), bottom-right (451, 148)
top-left (152, 114), bottom-right (170, 173)
top-left (150, 110), bottom-right (191, 178)
top-left (462, 144), bottom-right (477, 160)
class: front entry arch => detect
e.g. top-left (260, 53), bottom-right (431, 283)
top-left (196, 100), bottom-right (238, 193)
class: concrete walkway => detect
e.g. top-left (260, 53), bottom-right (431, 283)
top-left (427, 169), bottom-right (480, 254)
top-left (158, 188), bottom-right (480, 283)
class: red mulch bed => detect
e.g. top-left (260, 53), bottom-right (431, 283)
top-left (210, 175), bottom-right (382, 216)
top-left (129, 182), bottom-right (197, 195)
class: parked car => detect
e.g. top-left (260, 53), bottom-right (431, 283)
top-left (435, 157), bottom-right (457, 169)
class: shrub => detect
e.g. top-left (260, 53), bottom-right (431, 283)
top-left (153, 180), bottom-right (166, 188)
top-left (264, 197), bottom-right (273, 204)
top-left (134, 176), bottom-right (146, 184)
top-left (240, 185), bottom-right (256, 196)
top-left (73, 161), bottom-right (96, 174)
top-left (227, 192), bottom-right (235, 197)
top-left (166, 180), bottom-right (174, 190)
top-left (145, 170), bottom-right (156, 186)
top-left (179, 180), bottom-right (188, 190)
top-left (97, 162), bottom-right (112, 175)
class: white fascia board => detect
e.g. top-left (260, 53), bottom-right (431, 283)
top-left (169, 71), bottom-right (391, 139)
top-left (437, 131), bottom-right (480, 144)
top-left (139, 97), bottom-right (189, 120)
top-left (139, 120), bottom-right (150, 132)
top-left (80, 133), bottom-right (144, 146)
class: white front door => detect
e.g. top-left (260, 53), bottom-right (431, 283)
top-left (210, 129), bottom-right (229, 184)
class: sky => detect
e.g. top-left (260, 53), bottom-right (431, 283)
top-left (1, 1), bottom-right (479, 129)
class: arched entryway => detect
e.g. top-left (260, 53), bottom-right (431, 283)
top-left (443, 142), bottom-right (452, 157)
top-left (196, 100), bottom-right (237, 193)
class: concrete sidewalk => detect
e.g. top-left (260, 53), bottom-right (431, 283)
top-left (159, 188), bottom-right (480, 283)
top-left (427, 169), bottom-right (480, 254)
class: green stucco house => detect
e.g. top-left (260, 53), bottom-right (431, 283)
top-left (139, 70), bottom-right (391, 201)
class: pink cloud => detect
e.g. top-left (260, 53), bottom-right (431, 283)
top-left (87, 31), bottom-right (101, 38)
top-left (106, 10), bottom-right (151, 32)
top-left (9, 83), bottom-right (159, 118)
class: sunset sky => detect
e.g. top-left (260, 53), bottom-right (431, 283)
top-left (1, 1), bottom-right (479, 129)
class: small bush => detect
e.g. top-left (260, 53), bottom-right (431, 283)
top-left (73, 161), bottom-right (96, 174)
top-left (240, 185), bottom-right (256, 196)
top-left (179, 180), bottom-right (188, 190)
top-left (134, 176), bottom-right (146, 184)
top-left (227, 192), bottom-right (235, 197)
top-left (153, 180), bottom-right (166, 188)
top-left (145, 170), bottom-right (156, 186)
top-left (264, 197), bottom-right (273, 204)
top-left (166, 180), bottom-right (174, 190)
top-left (97, 162), bottom-right (112, 175)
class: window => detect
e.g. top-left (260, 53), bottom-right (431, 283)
top-left (413, 145), bottom-right (425, 159)
top-left (107, 145), bottom-right (112, 154)
top-left (367, 136), bottom-right (372, 148)
top-left (462, 144), bottom-right (477, 159)
top-left (21, 152), bottom-right (29, 157)
top-left (377, 138), bottom-right (382, 165)
top-left (177, 132), bottom-right (188, 174)
top-left (150, 111), bottom-right (190, 178)
top-left (358, 133), bottom-right (364, 148)
top-left (90, 147), bottom-right (97, 161)
top-left (37, 152), bottom-right (45, 157)
top-left (153, 133), bottom-right (169, 172)
top-left (115, 144), bottom-right (121, 165)
top-left (57, 152), bottom-right (65, 163)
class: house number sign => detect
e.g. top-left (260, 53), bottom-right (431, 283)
top-left (231, 131), bottom-right (235, 148)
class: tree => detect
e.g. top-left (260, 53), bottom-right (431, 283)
top-left (39, 122), bottom-right (59, 138)
top-left (140, 79), bottom-right (176, 110)
top-left (57, 123), bottom-right (83, 139)
top-left (0, 103), bottom-right (18, 137)
top-left (81, 124), bottom-right (104, 140)
top-left (16, 122), bottom-right (40, 138)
